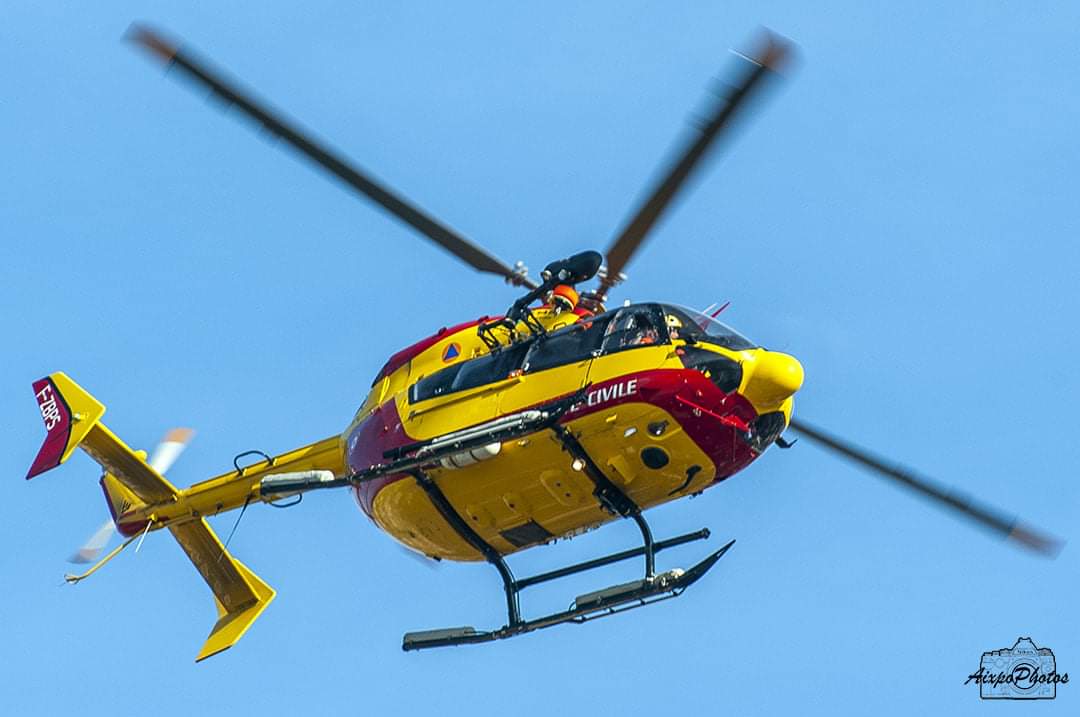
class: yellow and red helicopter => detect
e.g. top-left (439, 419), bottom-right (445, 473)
top-left (26, 26), bottom-right (1060, 662)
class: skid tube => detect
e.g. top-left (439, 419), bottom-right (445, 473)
top-left (403, 536), bottom-right (734, 651)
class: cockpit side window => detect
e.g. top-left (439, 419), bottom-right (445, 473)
top-left (662, 305), bottom-right (756, 351)
top-left (523, 315), bottom-right (611, 374)
top-left (599, 304), bottom-right (670, 356)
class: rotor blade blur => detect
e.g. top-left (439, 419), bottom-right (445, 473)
top-left (788, 418), bottom-right (1062, 557)
top-left (398, 545), bottom-right (441, 571)
top-left (148, 427), bottom-right (195, 475)
top-left (598, 30), bottom-right (792, 298)
top-left (127, 25), bottom-right (536, 289)
top-left (69, 519), bottom-right (116, 564)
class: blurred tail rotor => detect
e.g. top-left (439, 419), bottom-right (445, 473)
top-left (69, 518), bottom-right (116, 564)
top-left (67, 428), bottom-right (195, 564)
top-left (398, 545), bottom-right (442, 571)
top-left (148, 427), bottom-right (195, 474)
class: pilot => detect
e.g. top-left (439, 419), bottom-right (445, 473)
top-left (605, 310), bottom-right (660, 348)
top-left (631, 323), bottom-right (660, 346)
top-left (665, 313), bottom-right (685, 341)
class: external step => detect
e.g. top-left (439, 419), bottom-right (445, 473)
top-left (573, 569), bottom-right (685, 610)
top-left (403, 626), bottom-right (478, 650)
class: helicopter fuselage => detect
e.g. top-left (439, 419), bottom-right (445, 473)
top-left (344, 302), bottom-right (803, 561)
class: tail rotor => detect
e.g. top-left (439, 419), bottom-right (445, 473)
top-left (67, 427), bottom-right (195, 564)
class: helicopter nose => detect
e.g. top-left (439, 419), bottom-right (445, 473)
top-left (742, 351), bottom-right (804, 410)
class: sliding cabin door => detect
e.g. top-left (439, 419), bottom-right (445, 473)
top-left (497, 314), bottom-right (613, 414)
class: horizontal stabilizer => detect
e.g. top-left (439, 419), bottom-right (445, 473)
top-left (169, 518), bottom-right (276, 661)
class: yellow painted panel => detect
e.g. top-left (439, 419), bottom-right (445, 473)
top-left (401, 375), bottom-right (517, 441)
top-left (499, 360), bottom-right (590, 415)
top-left (371, 478), bottom-right (483, 562)
top-left (371, 402), bottom-right (716, 560)
top-left (587, 345), bottom-right (681, 385)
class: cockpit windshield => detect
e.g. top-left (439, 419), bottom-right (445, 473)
top-left (660, 304), bottom-right (757, 351)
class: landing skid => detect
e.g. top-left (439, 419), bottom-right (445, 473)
top-left (403, 532), bottom-right (734, 651)
top-left (400, 401), bottom-right (735, 652)
top-left (255, 388), bottom-right (738, 652)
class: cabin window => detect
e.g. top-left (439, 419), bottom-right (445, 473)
top-left (410, 342), bottom-right (530, 403)
top-left (523, 315), bottom-right (611, 374)
top-left (451, 342), bottom-right (529, 393)
top-left (599, 304), bottom-right (670, 355)
top-left (409, 363), bottom-right (463, 402)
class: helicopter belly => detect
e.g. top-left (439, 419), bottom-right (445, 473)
top-left (351, 368), bottom-right (764, 562)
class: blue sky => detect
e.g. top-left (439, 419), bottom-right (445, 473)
top-left (2, 2), bottom-right (1078, 714)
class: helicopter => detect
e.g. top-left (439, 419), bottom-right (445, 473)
top-left (25, 25), bottom-right (1061, 662)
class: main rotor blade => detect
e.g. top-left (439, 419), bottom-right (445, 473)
top-left (788, 418), bottom-right (1062, 557)
top-left (598, 30), bottom-right (792, 298)
top-left (127, 25), bottom-right (536, 289)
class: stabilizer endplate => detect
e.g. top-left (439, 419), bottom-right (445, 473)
top-left (197, 559), bottom-right (276, 662)
top-left (169, 518), bottom-right (276, 662)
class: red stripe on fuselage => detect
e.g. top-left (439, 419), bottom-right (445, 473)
top-left (348, 399), bottom-right (415, 518)
top-left (348, 368), bottom-right (762, 519)
top-left (372, 317), bottom-right (494, 385)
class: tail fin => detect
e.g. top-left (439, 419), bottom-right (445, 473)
top-left (27, 373), bottom-right (106, 479)
top-left (28, 372), bottom-right (276, 661)
top-left (27, 372), bottom-right (178, 501)
top-left (28, 371), bottom-right (178, 535)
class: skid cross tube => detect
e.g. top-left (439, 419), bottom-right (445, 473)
top-left (513, 528), bottom-right (710, 591)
